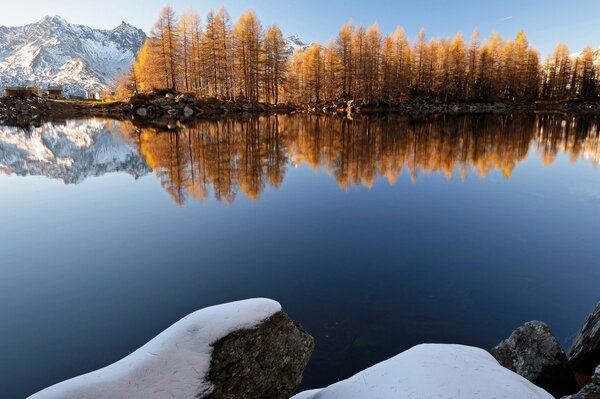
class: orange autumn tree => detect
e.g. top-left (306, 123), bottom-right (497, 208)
top-left (122, 5), bottom-right (599, 104)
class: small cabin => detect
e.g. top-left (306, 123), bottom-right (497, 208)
top-left (4, 86), bottom-right (38, 98)
top-left (47, 86), bottom-right (63, 99)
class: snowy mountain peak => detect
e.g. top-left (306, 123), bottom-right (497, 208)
top-left (285, 34), bottom-right (311, 56)
top-left (38, 15), bottom-right (66, 25)
top-left (0, 17), bottom-right (146, 97)
top-left (571, 45), bottom-right (600, 65)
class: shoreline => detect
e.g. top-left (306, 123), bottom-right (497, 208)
top-left (2, 94), bottom-right (600, 128)
top-left (27, 298), bottom-right (600, 399)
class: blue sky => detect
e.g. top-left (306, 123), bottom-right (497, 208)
top-left (2, 0), bottom-right (600, 57)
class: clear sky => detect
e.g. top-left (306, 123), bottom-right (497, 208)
top-left (2, 0), bottom-right (600, 57)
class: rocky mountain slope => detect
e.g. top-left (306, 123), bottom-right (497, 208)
top-left (0, 16), bottom-right (146, 97)
top-left (285, 35), bottom-right (311, 56)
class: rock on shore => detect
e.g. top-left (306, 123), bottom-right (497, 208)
top-left (570, 302), bottom-right (600, 378)
top-left (490, 321), bottom-right (578, 397)
top-left (28, 299), bottom-right (314, 399)
top-left (563, 366), bottom-right (600, 399)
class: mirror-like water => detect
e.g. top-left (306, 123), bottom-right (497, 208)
top-left (1, 113), bottom-right (600, 398)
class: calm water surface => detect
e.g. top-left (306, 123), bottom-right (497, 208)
top-left (1, 114), bottom-right (600, 398)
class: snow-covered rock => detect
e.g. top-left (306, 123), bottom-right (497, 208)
top-left (0, 16), bottom-right (146, 97)
top-left (28, 299), bottom-right (283, 399)
top-left (292, 344), bottom-right (553, 399)
top-left (0, 119), bottom-right (149, 183)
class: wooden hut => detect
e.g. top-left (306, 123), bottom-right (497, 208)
top-left (47, 86), bottom-right (63, 99)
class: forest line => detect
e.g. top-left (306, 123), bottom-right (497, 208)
top-left (120, 5), bottom-right (600, 105)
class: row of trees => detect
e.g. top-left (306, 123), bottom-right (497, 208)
top-left (124, 5), bottom-right (599, 104)
top-left (131, 6), bottom-right (287, 103)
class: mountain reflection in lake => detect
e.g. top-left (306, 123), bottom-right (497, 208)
top-left (1, 113), bottom-right (600, 398)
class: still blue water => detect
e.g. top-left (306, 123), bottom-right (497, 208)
top-left (1, 114), bottom-right (599, 398)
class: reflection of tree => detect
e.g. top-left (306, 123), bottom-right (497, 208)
top-left (133, 117), bottom-right (289, 205)
top-left (125, 114), bottom-right (600, 205)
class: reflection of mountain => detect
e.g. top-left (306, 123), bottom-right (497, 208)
top-left (124, 114), bottom-right (600, 205)
top-left (0, 120), bottom-right (149, 184)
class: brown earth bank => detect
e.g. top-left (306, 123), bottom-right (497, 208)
top-left (2, 91), bottom-right (600, 128)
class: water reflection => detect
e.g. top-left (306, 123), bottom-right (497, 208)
top-left (123, 113), bottom-right (600, 205)
top-left (0, 119), bottom-right (148, 184)
top-left (1, 114), bottom-right (599, 202)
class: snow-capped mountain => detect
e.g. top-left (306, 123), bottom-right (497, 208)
top-left (0, 119), bottom-right (149, 184)
top-left (0, 16), bottom-right (146, 97)
top-left (571, 46), bottom-right (600, 65)
top-left (285, 35), bottom-right (311, 56)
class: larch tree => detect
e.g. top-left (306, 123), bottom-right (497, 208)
top-left (151, 5), bottom-right (179, 90)
top-left (263, 25), bottom-right (288, 104)
top-left (336, 22), bottom-right (355, 97)
top-left (234, 11), bottom-right (264, 102)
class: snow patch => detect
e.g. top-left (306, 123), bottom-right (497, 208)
top-left (292, 344), bottom-right (553, 399)
top-left (29, 298), bottom-right (282, 399)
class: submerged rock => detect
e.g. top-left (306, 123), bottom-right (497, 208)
top-left (206, 311), bottom-right (314, 399)
top-left (491, 321), bottom-right (578, 397)
top-left (293, 344), bottom-right (553, 399)
top-left (570, 302), bottom-right (600, 378)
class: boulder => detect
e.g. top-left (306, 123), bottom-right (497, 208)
top-left (570, 302), bottom-right (600, 377)
top-left (206, 311), bottom-right (314, 399)
top-left (28, 299), bottom-right (313, 399)
top-left (293, 344), bottom-right (553, 399)
top-left (183, 105), bottom-right (194, 117)
top-left (563, 366), bottom-right (600, 399)
top-left (491, 321), bottom-right (578, 397)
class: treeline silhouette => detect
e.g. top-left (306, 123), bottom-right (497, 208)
top-left (120, 5), bottom-right (600, 105)
top-left (119, 114), bottom-right (600, 205)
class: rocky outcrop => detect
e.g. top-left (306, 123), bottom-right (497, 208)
top-left (571, 302), bottom-right (600, 378)
top-left (491, 321), bottom-right (578, 398)
top-left (205, 311), bottom-right (314, 399)
top-left (563, 366), bottom-right (600, 399)
top-left (129, 91), bottom-right (297, 127)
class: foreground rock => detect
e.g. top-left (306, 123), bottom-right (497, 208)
top-left (28, 299), bottom-right (313, 399)
top-left (564, 366), bottom-right (600, 399)
top-left (491, 321), bottom-right (578, 397)
top-left (293, 344), bottom-right (553, 399)
top-left (206, 311), bottom-right (314, 398)
top-left (571, 302), bottom-right (600, 379)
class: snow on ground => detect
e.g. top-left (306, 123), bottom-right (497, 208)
top-left (292, 344), bottom-right (553, 399)
top-left (28, 298), bottom-right (282, 399)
